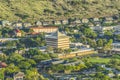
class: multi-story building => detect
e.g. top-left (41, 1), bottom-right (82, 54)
top-left (45, 31), bottom-right (69, 49)
top-left (30, 26), bottom-right (58, 33)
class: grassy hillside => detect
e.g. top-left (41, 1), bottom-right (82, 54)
top-left (0, 0), bottom-right (120, 22)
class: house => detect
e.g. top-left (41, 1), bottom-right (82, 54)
top-left (23, 22), bottom-right (32, 28)
top-left (14, 29), bottom-right (22, 37)
top-left (69, 18), bottom-right (81, 24)
top-left (0, 61), bottom-right (7, 68)
top-left (74, 19), bottom-right (81, 24)
top-left (52, 20), bottom-right (62, 25)
top-left (0, 20), bottom-right (11, 27)
top-left (88, 22), bottom-right (94, 27)
top-left (111, 43), bottom-right (120, 53)
top-left (93, 18), bottom-right (100, 22)
top-left (73, 30), bottom-right (79, 33)
top-left (104, 17), bottom-right (114, 24)
top-left (61, 20), bottom-right (69, 25)
top-left (90, 26), bottom-right (102, 31)
top-left (107, 73), bottom-right (115, 78)
top-left (14, 72), bottom-right (25, 80)
top-left (42, 21), bottom-right (52, 26)
top-left (81, 18), bottom-right (89, 23)
top-left (30, 26), bottom-right (58, 33)
top-left (102, 26), bottom-right (114, 31)
top-left (35, 21), bottom-right (42, 26)
top-left (12, 22), bottom-right (23, 29)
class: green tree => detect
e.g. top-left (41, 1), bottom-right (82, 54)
top-left (46, 46), bottom-right (53, 53)
top-left (25, 69), bottom-right (40, 80)
top-left (97, 39), bottom-right (103, 47)
top-left (18, 61), bottom-right (31, 69)
top-left (104, 31), bottom-right (113, 38)
top-left (103, 39), bottom-right (113, 50)
top-left (25, 49), bottom-right (42, 58)
top-left (5, 64), bottom-right (20, 75)
top-left (0, 69), bottom-right (5, 80)
top-left (0, 54), bottom-right (7, 61)
top-left (8, 53), bottom-right (24, 64)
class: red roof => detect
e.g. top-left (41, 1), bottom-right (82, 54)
top-left (30, 26), bottom-right (58, 29)
top-left (15, 29), bottom-right (21, 33)
top-left (0, 62), bottom-right (7, 68)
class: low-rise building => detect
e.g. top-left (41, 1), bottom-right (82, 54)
top-left (61, 20), bottom-right (69, 25)
top-left (0, 38), bottom-right (19, 43)
top-left (104, 17), bottom-right (114, 24)
top-left (93, 18), bottom-right (100, 22)
top-left (42, 21), bottom-right (53, 26)
top-left (111, 43), bottom-right (120, 52)
top-left (81, 18), bottom-right (89, 23)
top-left (30, 26), bottom-right (58, 33)
top-left (70, 19), bottom-right (81, 25)
top-left (14, 72), bottom-right (25, 80)
top-left (88, 22), bottom-right (94, 27)
top-left (70, 43), bottom-right (90, 48)
top-left (35, 21), bottom-right (42, 26)
top-left (12, 22), bottom-right (23, 29)
top-left (102, 26), bottom-right (114, 31)
top-left (0, 20), bottom-right (11, 27)
top-left (23, 22), bottom-right (32, 28)
top-left (14, 29), bottom-right (22, 37)
top-left (58, 48), bottom-right (96, 59)
top-left (90, 26), bottom-right (102, 31)
top-left (52, 20), bottom-right (62, 25)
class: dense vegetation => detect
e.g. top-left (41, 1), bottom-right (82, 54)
top-left (0, 0), bottom-right (120, 22)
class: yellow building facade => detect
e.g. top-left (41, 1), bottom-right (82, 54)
top-left (45, 31), bottom-right (69, 49)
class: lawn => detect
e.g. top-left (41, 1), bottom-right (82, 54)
top-left (88, 57), bottom-right (111, 63)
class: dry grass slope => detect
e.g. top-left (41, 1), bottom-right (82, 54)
top-left (0, 0), bottom-right (120, 22)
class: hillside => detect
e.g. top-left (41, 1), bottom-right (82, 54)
top-left (0, 0), bottom-right (120, 22)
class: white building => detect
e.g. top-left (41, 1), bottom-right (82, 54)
top-left (0, 38), bottom-right (19, 43)
top-left (112, 43), bottom-right (120, 52)
top-left (70, 43), bottom-right (90, 48)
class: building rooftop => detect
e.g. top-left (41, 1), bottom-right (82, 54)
top-left (0, 38), bottom-right (19, 41)
top-left (45, 31), bottom-right (69, 39)
top-left (15, 29), bottom-right (21, 33)
top-left (112, 43), bottom-right (120, 45)
top-left (14, 72), bottom-right (25, 77)
top-left (30, 26), bottom-right (58, 29)
top-left (0, 61), bottom-right (7, 68)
